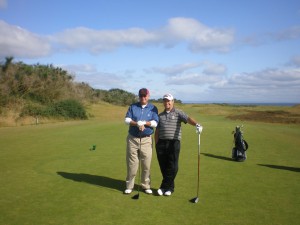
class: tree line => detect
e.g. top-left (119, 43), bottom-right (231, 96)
top-left (0, 57), bottom-right (137, 119)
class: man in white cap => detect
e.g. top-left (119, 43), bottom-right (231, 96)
top-left (155, 93), bottom-right (203, 196)
top-left (124, 88), bottom-right (159, 195)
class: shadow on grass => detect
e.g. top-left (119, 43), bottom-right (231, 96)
top-left (258, 164), bottom-right (300, 173)
top-left (201, 153), bottom-right (233, 162)
top-left (57, 172), bottom-right (124, 192)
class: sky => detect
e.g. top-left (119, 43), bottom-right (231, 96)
top-left (0, 0), bottom-right (300, 103)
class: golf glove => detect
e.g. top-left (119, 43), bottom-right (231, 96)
top-left (196, 124), bottom-right (203, 134)
top-left (137, 120), bottom-right (146, 127)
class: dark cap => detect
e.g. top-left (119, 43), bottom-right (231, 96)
top-left (138, 88), bottom-right (150, 96)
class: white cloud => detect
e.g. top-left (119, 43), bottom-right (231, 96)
top-left (240, 25), bottom-right (300, 47)
top-left (149, 62), bottom-right (202, 76)
top-left (149, 60), bottom-right (227, 77)
top-left (225, 68), bottom-right (300, 88)
top-left (58, 63), bottom-right (128, 89)
top-left (0, 20), bottom-right (51, 58)
top-left (273, 25), bottom-right (300, 41)
top-left (168, 72), bottom-right (224, 85)
top-left (152, 61), bottom-right (300, 102)
top-left (1, 16), bottom-right (298, 62)
top-left (51, 27), bottom-right (159, 54)
top-left (0, 17), bottom-right (234, 57)
top-left (201, 61), bottom-right (227, 75)
top-left (72, 71), bottom-right (128, 90)
top-left (50, 17), bottom-right (235, 54)
top-left (205, 67), bottom-right (300, 102)
top-left (61, 64), bottom-right (98, 74)
top-left (165, 17), bottom-right (234, 52)
top-left (289, 55), bottom-right (300, 66)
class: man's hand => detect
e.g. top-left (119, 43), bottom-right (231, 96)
top-left (137, 120), bottom-right (146, 131)
top-left (196, 124), bottom-right (203, 134)
top-left (137, 120), bottom-right (146, 127)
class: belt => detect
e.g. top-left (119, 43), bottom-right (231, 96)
top-left (140, 135), bottom-right (151, 138)
top-left (130, 134), bottom-right (151, 138)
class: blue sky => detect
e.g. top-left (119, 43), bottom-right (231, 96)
top-left (1, 0), bottom-right (300, 103)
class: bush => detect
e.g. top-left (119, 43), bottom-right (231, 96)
top-left (20, 103), bottom-right (46, 117)
top-left (51, 99), bottom-right (87, 119)
top-left (102, 88), bottom-right (137, 106)
top-left (21, 99), bottom-right (87, 119)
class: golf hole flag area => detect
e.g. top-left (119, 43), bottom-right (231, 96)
top-left (0, 104), bottom-right (299, 225)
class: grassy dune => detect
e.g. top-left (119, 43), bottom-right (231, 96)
top-left (0, 103), bottom-right (299, 225)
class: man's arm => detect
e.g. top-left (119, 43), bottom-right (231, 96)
top-left (187, 117), bottom-right (198, 126)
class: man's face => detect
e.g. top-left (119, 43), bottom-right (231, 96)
top-left (139, 94), bottom-right (149, 105)
top-left (163, 99), bottom-right (174, 111)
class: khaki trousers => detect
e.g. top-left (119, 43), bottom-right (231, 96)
top-left (126, 134), bottom-right (152, 190)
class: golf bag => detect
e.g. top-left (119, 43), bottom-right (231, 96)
top-left (232, 126), bottom-right (248, 162)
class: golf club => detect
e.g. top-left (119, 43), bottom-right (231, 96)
top-left (132, 133), bottom-right (142, 200)
top-left (190, 132), bottom-right (201, 203)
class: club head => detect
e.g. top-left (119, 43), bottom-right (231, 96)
top-left (132, 194), bottom-right (139, 200)
top-left (190, 197), bottom-right (199, 203)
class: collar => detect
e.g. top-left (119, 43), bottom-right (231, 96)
top-left (164, 107), bottom-right (175, 113)
top-left (138, 103), bottom-right (148, 108)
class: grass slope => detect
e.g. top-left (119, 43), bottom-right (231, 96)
top-left (0, 104), bottom-right (299, 225)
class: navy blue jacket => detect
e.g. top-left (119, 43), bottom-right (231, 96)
top-left (125, 102), bottom-right (159, 137)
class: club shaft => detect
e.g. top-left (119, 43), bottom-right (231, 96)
top-left (137, 135), bottom-right (141, 194)
top-left (197, 133), bottom-right (201, 197)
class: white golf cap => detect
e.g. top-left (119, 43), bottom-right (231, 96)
top-left (163, 93), bottom-right (174, 101)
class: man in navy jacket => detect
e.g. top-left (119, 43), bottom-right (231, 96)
top-left (124, 88), bottom-right (159, 195)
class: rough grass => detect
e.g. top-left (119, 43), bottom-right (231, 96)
top-left (0, 103), bottom-right (299, 225)
top-left (0, 101), bottom-right (128, 127)
top-left (187, 103), bottom-right (300, 124)
top-left (227, 104), bottom-right (300, 124)
top-left (1, 102), bottom-right (299, 127)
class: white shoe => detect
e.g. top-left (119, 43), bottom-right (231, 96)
top-left (124, 189), bottom-right (132, 194)
top-left (157, 189), bottom-right (164, 196)
top-left (144, 189), bottom-right (153, 194)
top-left (164, 191), bottom-right (172, 196)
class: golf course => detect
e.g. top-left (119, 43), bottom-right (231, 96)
top-left (0, 102), bottom-right (299, 225)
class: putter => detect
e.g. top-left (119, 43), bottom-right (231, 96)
top-left (132, 133), bottom-right (142, 200)
top-left (190, 132), bottom-right (201, 203)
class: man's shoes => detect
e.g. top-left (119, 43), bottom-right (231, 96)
top-left (164, 190), bottom-right (172, 196)
top-left (157, 189), bottom-right (172, 196)
top-left (124, 189), bottom-right (132, 194)
top-left (125, 189), bottom-right (153, 194)
top-left (144, 189), bottom-right (153, 194)
top-left (157, 189), bottom-right (164, 196)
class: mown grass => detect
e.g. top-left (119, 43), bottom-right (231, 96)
top-left (0, 103), bottom-right (299, 225)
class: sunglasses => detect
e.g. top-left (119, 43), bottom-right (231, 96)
top-left (139, 94), bottom-right (147, 98)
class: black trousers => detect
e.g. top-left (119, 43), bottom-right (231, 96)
top-left (155, 139), bottom-right (180, 192)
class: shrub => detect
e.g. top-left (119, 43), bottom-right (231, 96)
top-left (51, 99), bottom-right (87, 119)
top-left (20, 103), bottom-right (46, 117)
top-left (21, 99), bottom-right (87, 119)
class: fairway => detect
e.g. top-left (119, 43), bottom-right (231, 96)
top-left (0, 104), bottom-right (299, 225)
